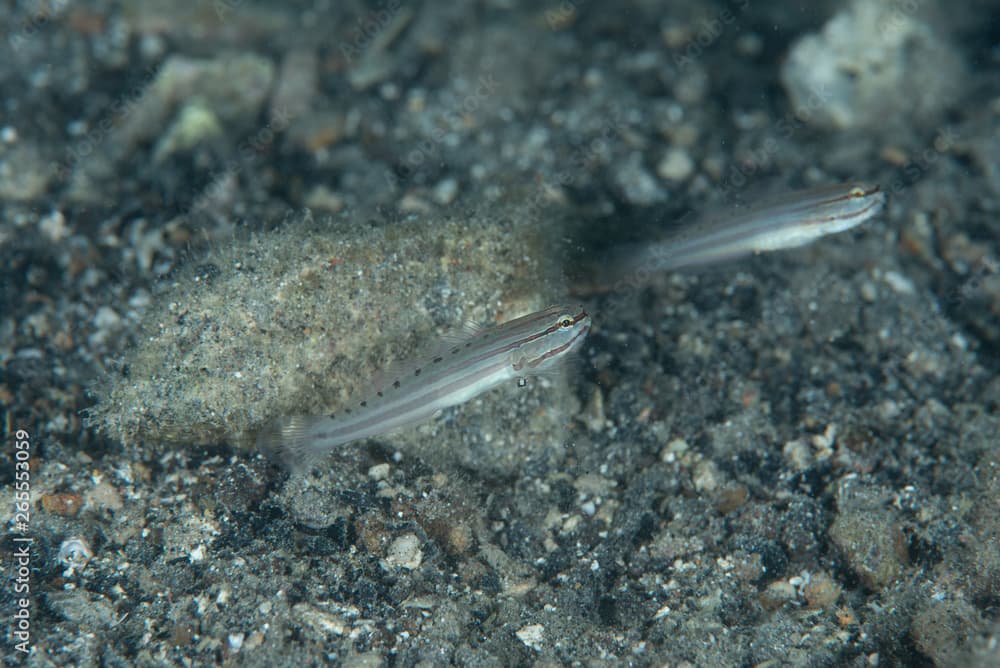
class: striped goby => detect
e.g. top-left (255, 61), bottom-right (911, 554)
top-left (588, 183), bottom-right (886, 292)
top-left (257, 304), bottom-right (591, 472)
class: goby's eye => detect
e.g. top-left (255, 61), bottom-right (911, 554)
top-left (560, 318), bottom-right (573, 328)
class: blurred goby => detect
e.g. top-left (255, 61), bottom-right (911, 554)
top-left (585, 183), bottom-right (885, 292)
top-left (257, 305), bottom-right (591, 472)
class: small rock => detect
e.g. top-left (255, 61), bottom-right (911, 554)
top-left (515, 623), bottom-right (545, 650)
top-left (911, 598), bottom-right (982, 665)
top-left (782, 438), bottom-right (812, 471)
top-left (715, 484), bottom-right (748, 515)
top-left (613, 153), bottom-right (668, 206)
top-left (42, 493), bottom-right (84, 517)
top-left (803, 572), bottom-right (842, 609)
top-left (94, 306), bottom-right (122, 330)
top-left (304, 185), bottom-right (345, 213)
top-left (38, 210), bottom-right (70, 242)
top-left (657, 147), bottom-right (694, 182)
top-left (367, 463), bottom-right (390, 481)
top-left (781, 0), bottom-right (964, 130)
top-left (0, 143), bottom-right (53, 201)
top-left (271, 49), bottom-right (318, 121)
top-left (292, 602), bottom-right (347, 637)
top-left (153, 103), bottom-right (223, 163)
top-left (692, 459), bottom-right (721, 493)
top-left (759, 579), bottom-right (797, 610)
top-left (581, 385), bottom-right (606, 433)
top-left (432, 177), bottom-right (459, 205)
top-left (382, 533), bottom-right (422, 570)
top-left (829, 501), bottom-right (907, 590)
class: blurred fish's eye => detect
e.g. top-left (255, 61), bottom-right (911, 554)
top-left (560, 317), bottom-right (574, 328)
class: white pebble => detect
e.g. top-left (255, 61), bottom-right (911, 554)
top-left (884, 270), bottom-right (916, 295)
top-left (368, 463), bottom-right (391, 481)
top-left (93, 306), bottom-right (122, 331)
top-left (515, 623), bottom-right (545, 650)
top-left (383, 534), bottom-right (422, 570)
top-left (432, 178), bottom-right (459, 205)
top-left (657, 147), bottom-right (694, 182)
